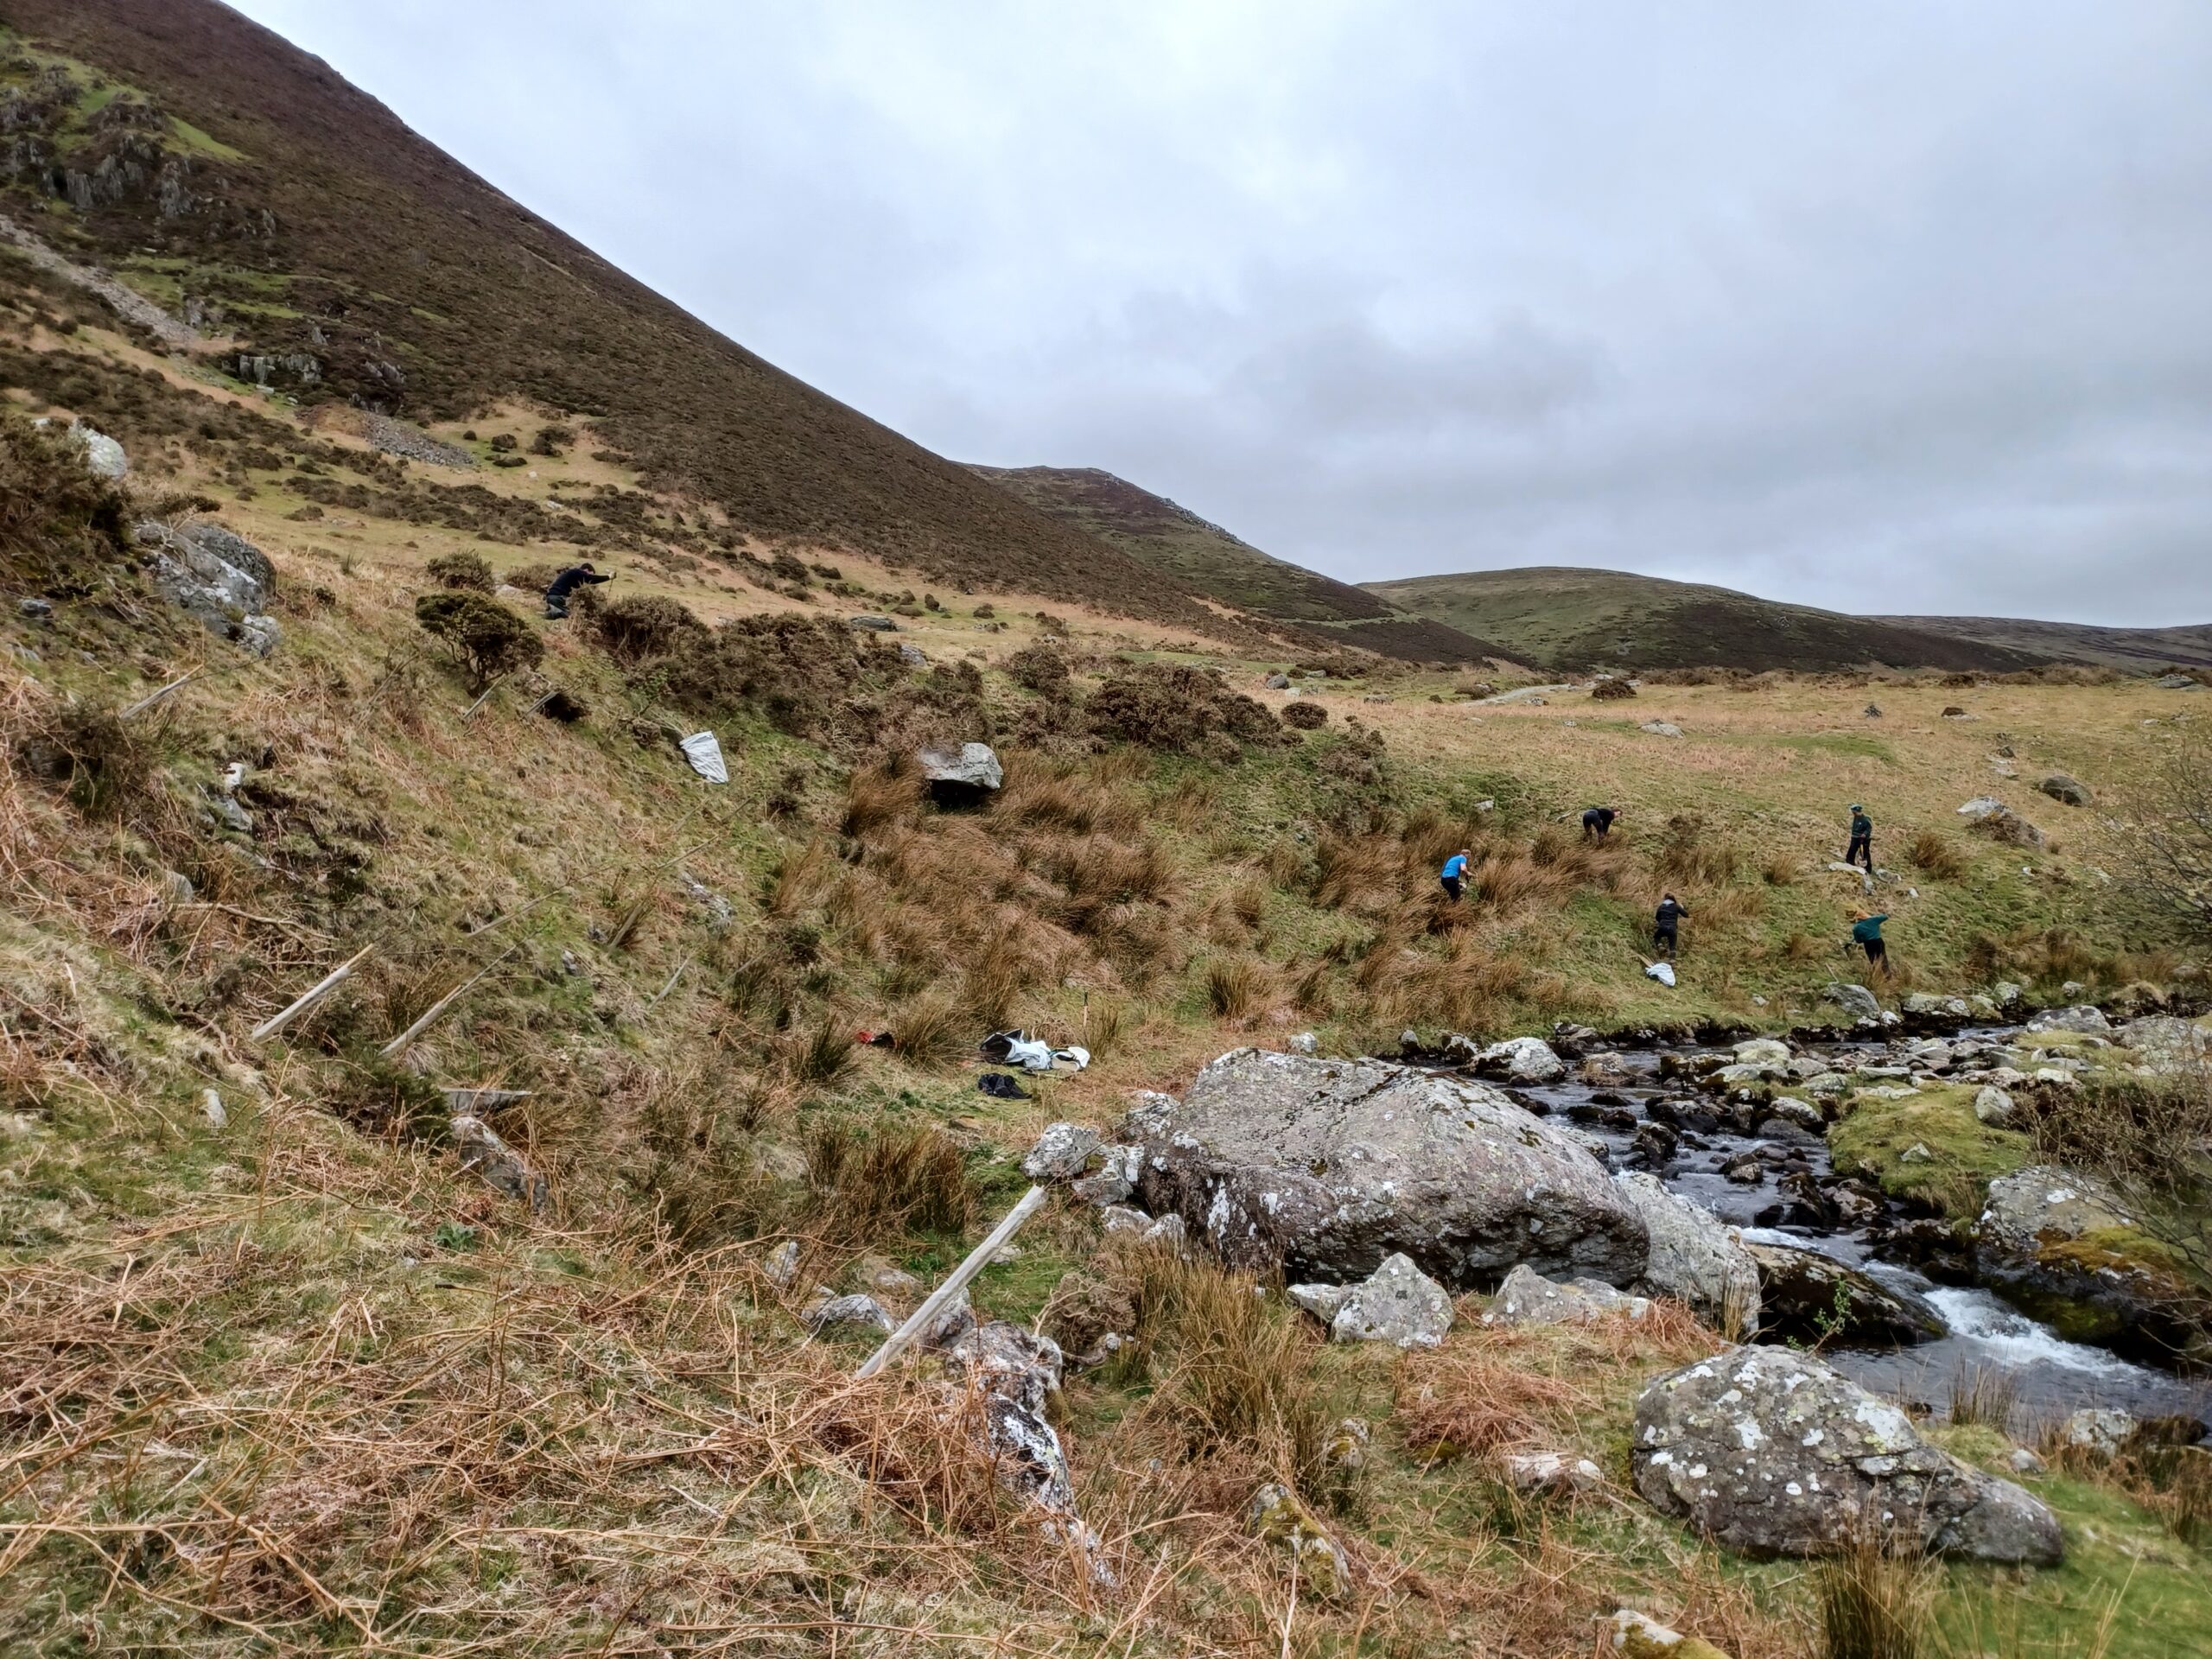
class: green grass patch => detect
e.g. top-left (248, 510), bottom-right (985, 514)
top-left (1828, 1083), bottom-right (2031, 1217)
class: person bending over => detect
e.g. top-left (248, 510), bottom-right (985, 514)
top-left (1440, 849), bottom-right (1471, 902)
top-left (1582, 804), bottom-right (1619, 840)
top-left (1852, 910), bottom-right (1891, 975)
top-left (543, 561), bottom-right (612, 620)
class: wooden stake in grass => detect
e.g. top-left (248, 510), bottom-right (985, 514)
top-left (378, 946), bottom-right (516, 1058)
top-left (856, 1184), bottom-right (1048, 1380)
top-left (118, 667), bottom-right (200, 720)
top-left (249, 946), bottom-right (373, 1043)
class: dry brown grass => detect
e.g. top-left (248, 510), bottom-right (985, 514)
top-left (1907, 829), bottom-right (1967, 880)
top-left (807, 1120), bottom-right (978, 1241)
top-left (1200, 953), bottom-right (1274, 1023)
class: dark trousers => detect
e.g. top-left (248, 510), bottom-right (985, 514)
top-left (1583, 815), bottom-right (1609, 839)
top-left (1862, 938), bottom-right (1888, 973)
top-left (1440, 875), bottom-right (1463, 902)
top-left (1653, 926), bottom-right (1677, 959)
top-left (1844, 835), bottom-right (1872, 870)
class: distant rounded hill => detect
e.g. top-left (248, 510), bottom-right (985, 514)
top-left (1363, 567), bottom-right (2069, 674)
top-left (967, 466), bottom-right (1510, 663)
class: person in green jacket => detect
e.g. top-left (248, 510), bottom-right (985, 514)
top-left (1852, 910), bottom-right (1891, 975)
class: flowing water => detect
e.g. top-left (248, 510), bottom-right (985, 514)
top-left (1509, 1035), bottom-right (2211, 1431)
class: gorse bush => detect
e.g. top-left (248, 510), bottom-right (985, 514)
top-left (1280, 699), bottom-right (1327, 730)
top-left (1087, 664), bottom-right (1282, 757)
top-left (424, 551), bottom-right (494, 592)
top-left (413, 592), bottom-right (542, 690)
top-left (1006, 643), bottom-right (1070, 696)
top-left (589, 593), bottom-right (703, 664)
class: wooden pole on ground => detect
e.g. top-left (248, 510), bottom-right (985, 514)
top-left (250, 946), bottom-right (373, 1043)
top-left (855, 1184), bottom-right (1049, 1381)
top-left (378, 946), bottom-right (516, 1058)
top-left (120, 668), bottom-right (200, 719)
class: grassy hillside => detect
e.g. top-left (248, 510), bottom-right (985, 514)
top-left (0, 290), bottom-right (2203, 1653)
top-left (0, 2), bottom-right (1280, 645)
top-left (1872, 613), bottom-right (2212, 672)
top-left (1370, 567), bottom-right (2059, 674)
top-left (972, 463), bottom-right (1510, 663)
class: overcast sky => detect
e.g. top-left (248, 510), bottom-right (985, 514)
top-left (228, 2), bottom-right (2212, 626)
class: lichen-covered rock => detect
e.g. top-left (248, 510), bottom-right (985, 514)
top-left (1731, 1038), bottom-right (1793, 1070)
top-left (2056, 1408), bottom-right (2136, 1461)
top-left (1124, 1049), bottom-right (1648, 1287)
top-left (1824, 982), bottom-right (1882, 1020)
top-left (1631, 1347), bottom-right (2063, 1563)
top-left (917, 741), bottom-right (1002, 793)
top-left (1980, 1166), bottom-right (2133, 1254)
top-left (2026, 1005), bottom-right (2110, 1035)
top-left (1471, 1036), bottom-right (1567, 1084)
top-left (449, 1115), bottom-right (547, 1213)
top-left (1328, 1252), bottom-right (1453, 1348)
top-left (1489, 1262), bottom-right (1650, 1325)
top-left (1742, 1241), bottom-right (1945, 1346)
top-left (1248, 1482), bottom-right (1351, 1599)
top-left (2038, 773), bottom-right (2093, 806)
top-left (1503, 1450), bottom-right (1603, 1497)
top-left (943, 1321), bottom-right (1109, 1580)
top-left (1973, 1085), bottom-right (2017, 1126)
top-left (1611, 1172), bottom-right (1760, 1334)
top-left (1021, 1122), bottom-right (1102, 1180)
top-left (137, 520), bottom-right (281, 656)
top-left (1287, 1281), bottom-right (1351, 1323)
top-left (1603, 1608), bottom-right (1734, 1658)
top-left (804, 1293), bottom-right (893, 1336)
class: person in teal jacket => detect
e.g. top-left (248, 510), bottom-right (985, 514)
top-left (1852, 910), bottom-right (1891, 974)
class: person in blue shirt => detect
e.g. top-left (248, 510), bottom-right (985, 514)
top-left (1852, 911), bottom-right (1891, 974)
top-left (1440, 849), bottom-right (1471, 902)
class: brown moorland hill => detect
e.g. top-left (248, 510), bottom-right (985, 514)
top-left (0, 0), bottom-right (1276, 643)
top-left (971, 463), bottom-right (1511, 663)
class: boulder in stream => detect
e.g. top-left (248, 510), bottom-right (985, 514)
top-left (1742, 1240), bottom-right (1946, 1346)
top-left (1612, 1172), bottom-right (1761, 1335)
top-left (1632, 1346), bottom-right (2063, 1563)
top-left (1123, 1049), bottom-right (1649, 1287)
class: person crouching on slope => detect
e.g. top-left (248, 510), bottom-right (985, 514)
top-left (1852, 910), bottom-right (1891, 975)
top-left (1582, 804), bottom-right (1619, 840)
top-left (1440, 849), bottom-right (1471, 903)
top-left (543, 561), bottom-right (612, 620)
top-left (1653, 891), bottom-right (1688, 959)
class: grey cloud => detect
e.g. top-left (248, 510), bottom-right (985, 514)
top-left (232, 1), bottom-right (2212, 625)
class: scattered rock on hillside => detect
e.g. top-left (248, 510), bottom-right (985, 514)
top-left (1604, 1608), bottom-right (1734, 1659)
top-left (917, 741), bottom-right (1002, 804)
top-left (2056, 1408), bottom-right (2138, 1461)
top-left (1611, 1172), bottom-right (1761, 1334)
top-left (1864, 703), bottom-right (1882, 717)
top-left (1123, 1049), bottom-right (1649, 1288)
top-left (1021, 1122), bottom-right (1101, 1180)
top-left (2038, 773), bottom-right (2093, 806)
top-left (451, 1115), bottom-right (548, 1214)
top-left (1957, 797), bottom-right (2044, 848)
top-left (1503, 1451), bottom-right (1603, 1497)
top-left (1264, 672), bottom-right (1291, 690)
top-left (2153, 674), bottom-right (2200, 690)
top-left (1631, 1346), bottom-right (2062, 1563)
top-left (803, 1293), bottom-right (893, 1336)
top-left (847, 613), bottom-right (899, 632)
top-left (1328, 1252), bottom-right (1453, 1348)
top-left (1742, 1241), bottom-right (1945, 1346)
top-left (1973, 1085), bottom-right (2017, 1126)
top-left (1249, 1483), bottom-right (1351, 1599)
top-left (1488, 1263), bottom-right (1650, 1325)
top-left (1823, 982), bottom-right (1882, 1020)
top-left (137, 520), bottom-right (282, 656)
top-left (39, 417), bottom-right (127, 479)
top-left (944, 1322), bottom-right (1110, 1581)
top-left (1640, 721), bottom-right (1684, 737)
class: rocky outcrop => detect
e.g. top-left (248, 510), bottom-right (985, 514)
top-left (1823, 982), bottom-right (1883, 1021)
top-left (1612, 1173), bottom-right (1760, 1334)
top-left (1124, 1050), bottom-right (1648, 1288)
top-left (943, 1322), bottom-right (1109, 1580)
top-left (2026, 1005), bottom-right (2109, 1035)
top-left (2037, 774), bottom-right (2093, 807)
top-left (1632, 1347), bottom-right (2062, 1564)
top-left (917, 741), bottom-right (1002, 798)
top-left (1742, 1241), bottom-right (1945, 1346)
top-left (137, 520), bottom-right (281, 657)
top-left (1248, 1482), bottom-right (1351, 1599)
top-left (1467, 1036), bottom-right (1568, 1084)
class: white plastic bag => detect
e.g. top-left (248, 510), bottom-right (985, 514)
top-left (1005, 1037), bottom-right (1055, 1072)
top-left (1052, 1046), bottom-right (1090, 1071)
top-left (1645, 962), bottom-right (1676, 988)
top-left (679, 730), bottom-right (728, 785)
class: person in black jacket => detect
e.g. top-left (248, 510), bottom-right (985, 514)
top-left (1843, 804), bottom-right (1873, 871)
top-left (1582, 804), bottom-right (1620, 840)
top-left (543, 562), bottom-right (612, 619)
top-left (1653, 891), bottom-right (1688, 958)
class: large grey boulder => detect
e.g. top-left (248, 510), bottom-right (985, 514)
top-left (2027, 1005), bottom-right (2110, 1035)
top-left (1488, 1262), bottom-right (1649, 1325)
top-left (1611, 1172), bottom-right (1760, 1334)
top-left (1124, 1050), bottom-right (1647, 1287)
top-left (1980, 1166), bottom-right (2132, 1254)
top-left (1742, 1241), bottom-right (1945, 1346)
top-left (1632, 1347), bottom-right (2062, 1563)
top-left (917, 741), bottom-right (1003, 799)
top-left (1328, 1252), bottom-right (1453, 1348)
top-left (2038, 774), bottom-right (2093, 807)
top-left (137, 521), bottom-right (281, 657)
